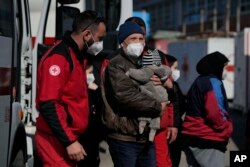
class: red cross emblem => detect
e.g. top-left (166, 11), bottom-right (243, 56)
top-left (49, 65), bottom-right (61, 76)
top-left (182, 55), bottom-right (189, 80)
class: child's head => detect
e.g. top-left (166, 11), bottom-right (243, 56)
top-left (166, 55), bottom-right (180, 81)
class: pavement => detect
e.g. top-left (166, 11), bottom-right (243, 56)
top-left (99, 108), bottom-right (248, 167)
top-left (99, 141), bottom-right (113, 167)
top-left (25, 107), bottom-right (247, 167)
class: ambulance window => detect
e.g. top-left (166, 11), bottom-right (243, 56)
top-left (24, 0), bottom-right (30, 34)
top-left (15, 0), bottom-right (21, 43)
top-left (0, 0), bottom-right (12, 37)
top-left (86, 0), bottom-right (121, 32)
top-left (0, 0), bottom-right (13, 95)
top-left (56, 6), bottom-right (80, 40)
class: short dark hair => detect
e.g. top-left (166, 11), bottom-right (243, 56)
top-left (72, 10), bottom-right (105, 34)
top-left (125, 16), bottom-right (146, 30)
top-left (166, 54), bottom-right (177, 67)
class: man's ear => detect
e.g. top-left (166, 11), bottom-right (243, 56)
top-left (121, 42), bottom-right (126, 47)
top-left (82, 30), bottom-right (91, 41)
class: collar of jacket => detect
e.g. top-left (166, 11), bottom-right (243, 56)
top-left (199, 74), bottom-right (221, 80)
top-left (120, 49), bottom-right (141, 68)
top-left (63, 32), bottom-right (83, 62)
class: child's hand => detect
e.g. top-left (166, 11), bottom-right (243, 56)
top-left (150, 75), bottom-right (162, 85)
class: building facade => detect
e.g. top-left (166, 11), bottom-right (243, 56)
top-left (134, 0), bottom-right (250, 35)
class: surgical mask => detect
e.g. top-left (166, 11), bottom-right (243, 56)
top-left (87, 40), bottom-right (103, 56)
top-left (126, 43), bottom-right (144, 57)
top-left (172, 69), bottom-right (180, 81)
top-left (87, 73), bottom-right (95, 84)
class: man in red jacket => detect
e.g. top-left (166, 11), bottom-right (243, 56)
top-left (35, 10), bottom-right (106, 167)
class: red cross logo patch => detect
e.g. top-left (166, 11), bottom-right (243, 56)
top-left (49, 65), bottom-right (61, 76)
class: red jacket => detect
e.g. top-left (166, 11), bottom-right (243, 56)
top-left (36, 37), bottom-right (89, 147)
top-left (155, 104), bottom-right (173, 167)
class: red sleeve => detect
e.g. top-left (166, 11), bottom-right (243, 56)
top-left (160, 103), bottom-right (174, 128)
top-left (100, 58), bottom-right (110, 82)
top-left (154, 129), bottom-right (172, 167)
top-left (204, 90), bottom-right (230, 131)
top-left (38, 54), bottom-right (77, 146)
top-left (160, 108), bottom-right (168, 129)
top-left (161, 54), bottom-right (174, 127)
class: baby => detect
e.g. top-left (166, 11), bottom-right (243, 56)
top-left (126, 49), bottom-right (171, 141)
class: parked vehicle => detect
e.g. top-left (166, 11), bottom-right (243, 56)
top-left (233, 28), bottom-right (250, 113)
top-left (168, 37), bottom-right (235, 100)
top-left (1, 0), bottom-right (133, 166)
top-left (0, 0), bottom-right (33, 166)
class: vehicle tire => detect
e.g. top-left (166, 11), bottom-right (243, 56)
top-left (10, 150), bottom-right (25, 167)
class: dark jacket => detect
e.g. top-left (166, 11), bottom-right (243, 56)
top-left (170, 81), bottom-right (186, 127)
top-left (101, 49), bottom-right (162, 142)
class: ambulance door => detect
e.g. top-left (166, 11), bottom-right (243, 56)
top-left (0, 0), bottom-right (16, 166)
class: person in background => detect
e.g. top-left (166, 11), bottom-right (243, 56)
top-left (78, 62), bottom-right (105, 167)
top-left (35, 10), bottom-right (106, 167)
top-left (101, 21), bottom-right (169, 167)
top-left (182, 51), bottom-right (233, 167)
top-left (77, 12), bottom-right (108, 166)
top-left (166, 55), bottom-right (187, 167)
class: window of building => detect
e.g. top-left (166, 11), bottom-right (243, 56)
top-left (241, 0), bottom-right (250, 14)
top-left (164, 2), bottom-right (173, 29)
top-left (206, 0), bottom-right (216, 12)
top-left (86, 0), bottom-right (121, 32)
top-left (185, 0), bottom-right (201, 24)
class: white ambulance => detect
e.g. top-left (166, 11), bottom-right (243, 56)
top-left (0, 0), bottom-right (133, 166)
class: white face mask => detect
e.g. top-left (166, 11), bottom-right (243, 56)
top-left (87, 73), bottom-right (95, 84)
top-left (222, 71), bottom-right (227, 80)
top-left (87, 41), bottom-right (103, 56)
top-left (125, 43), bottom-right (144, 57)
top-left (172, 69), bottom-right (180, 81)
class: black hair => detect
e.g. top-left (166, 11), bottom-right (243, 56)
top-left (125, 16), bottom-right (146, 30)
top-left (196, 51), bottom-right (229, 79)
top-left (166, 54), bottom-right (177, 67)
top-left (72, 10), bottom-right (105, 34)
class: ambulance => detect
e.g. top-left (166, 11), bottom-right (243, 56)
top-left (233, 28), bottom-right (250, 113)
top-left (0, 0), bottom-right (33, 166)
top-left (0, 0), bottom-right (132, 166)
